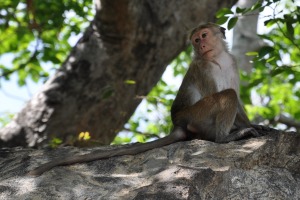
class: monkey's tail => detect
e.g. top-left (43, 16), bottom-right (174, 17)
top-left (27, 128), bottom-right (186, 177)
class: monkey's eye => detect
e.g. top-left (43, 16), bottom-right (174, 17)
top-left (201, 33), bottom-right (207, 38)
top-left (195, 38), bottom-right (200, 43)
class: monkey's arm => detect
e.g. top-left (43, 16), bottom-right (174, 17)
top-left (27, 127), bottom-right (186, 177)
top-left (171, 72), bottom-right (198, 119)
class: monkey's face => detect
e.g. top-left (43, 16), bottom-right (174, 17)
top-left (191, 28), bottom-right (223, 60)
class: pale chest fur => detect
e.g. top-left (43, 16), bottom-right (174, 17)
top-left (210, 56), bottom-right (239, 93)
top-left (187, 53), bottom-right (239, 105)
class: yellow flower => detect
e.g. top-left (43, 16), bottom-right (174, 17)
top-left (78, 132), bottom-right (91, 141)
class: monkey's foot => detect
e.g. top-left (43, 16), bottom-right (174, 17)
top-left (251, 124), bottom-right (278, 136)
top-left (221, 128), bottom-right (260, 143)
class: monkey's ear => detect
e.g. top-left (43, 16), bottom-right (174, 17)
top-left (220, 27), bottom-right (226, 39)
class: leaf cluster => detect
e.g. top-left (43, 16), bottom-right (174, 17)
top-left (0, 0), bottom-right (93, 86)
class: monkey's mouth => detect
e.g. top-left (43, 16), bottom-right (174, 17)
top-left (202, 50), bottom-right (213, 56)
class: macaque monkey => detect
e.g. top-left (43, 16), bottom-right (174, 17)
top-left (28, 23), bottom-right (263, 176)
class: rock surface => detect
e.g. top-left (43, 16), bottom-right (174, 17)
top-left (0, 132), bottom-right (299, 199)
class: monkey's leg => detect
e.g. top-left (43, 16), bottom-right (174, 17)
top-left (27, 127), bottom-right (186, 177)
top-left (184, 89), bottom-right (259, 143)
top-left (217, 98), bottom-right (262, 143)
top-left (181, 89), bottom-right (238, 142)
top-left (213, 89), bottom-right (239, 142)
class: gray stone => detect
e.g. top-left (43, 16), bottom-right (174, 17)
top-left (0, 132), bottom-right (299, 199)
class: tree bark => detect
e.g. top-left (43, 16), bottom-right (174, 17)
top-left (0, 0), bottom-right (236, 148)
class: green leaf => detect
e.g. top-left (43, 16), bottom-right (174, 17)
top-left (270, 68), bottom-right (285, 77)
top-left (227, 17), bottom-right (238, 30)
top-left (251, 2), bottom-right (263, 11)
top-left (246, 51), bottom-right (258, 56)
top-left (286, 21), bottom-right (294, 40)
top-left (266, 57), bottom-right (276, 63)
top-left (17, 66), bottom-right (28, 86)
top-left (259, 6), bottom-right (265, 12)
top-left (136, 135), bottom-right (145, 143)
top-left (216, 8), bottom-right (233, 18)
top-left (112, 136), bottom-right (132, 145)
top-left (258, 46), bottom-right (274, 58)
top-left (236, 7), bottom-right (246, 14)
top-left (49, 137), bottom-right (63, 148)
top-left (216, 16), bottom-right (229, 25)
top-left (264, 19), bottom-right (275, 27)
top-left (0, 112), bottom-right (14, 127)
top-left (129, 120), bottom-right (139, 130)
top-left (124, 80), bottom-right (136, 85)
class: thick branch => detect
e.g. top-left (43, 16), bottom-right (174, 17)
top-left (276, 114), bottom-right (300, 130)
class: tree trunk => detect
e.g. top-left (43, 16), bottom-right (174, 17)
top-left (231, 0), bottom-right (265, 73)
top-left (0, 0), bottom-right (236, 148)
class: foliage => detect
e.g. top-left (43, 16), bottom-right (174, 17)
top-left (49, 137), bottom-right (63, 148)
top-left (0, 112), bottom-right (14, 127)
top-left (217, 0), bottom-right (300, 131)
top-left (0, 0), bottom-right (93, 86)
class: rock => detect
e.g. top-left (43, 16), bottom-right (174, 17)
top-left (0, 132), bottom-right (299, 199)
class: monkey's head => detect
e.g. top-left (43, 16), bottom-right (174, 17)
top-left (189, 23), bottom-right (227, 61)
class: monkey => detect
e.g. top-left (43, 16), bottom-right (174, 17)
top-left (171, 23), bottom-right (260, 143)
top-left (28, 23), bottom-right (265, 176)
